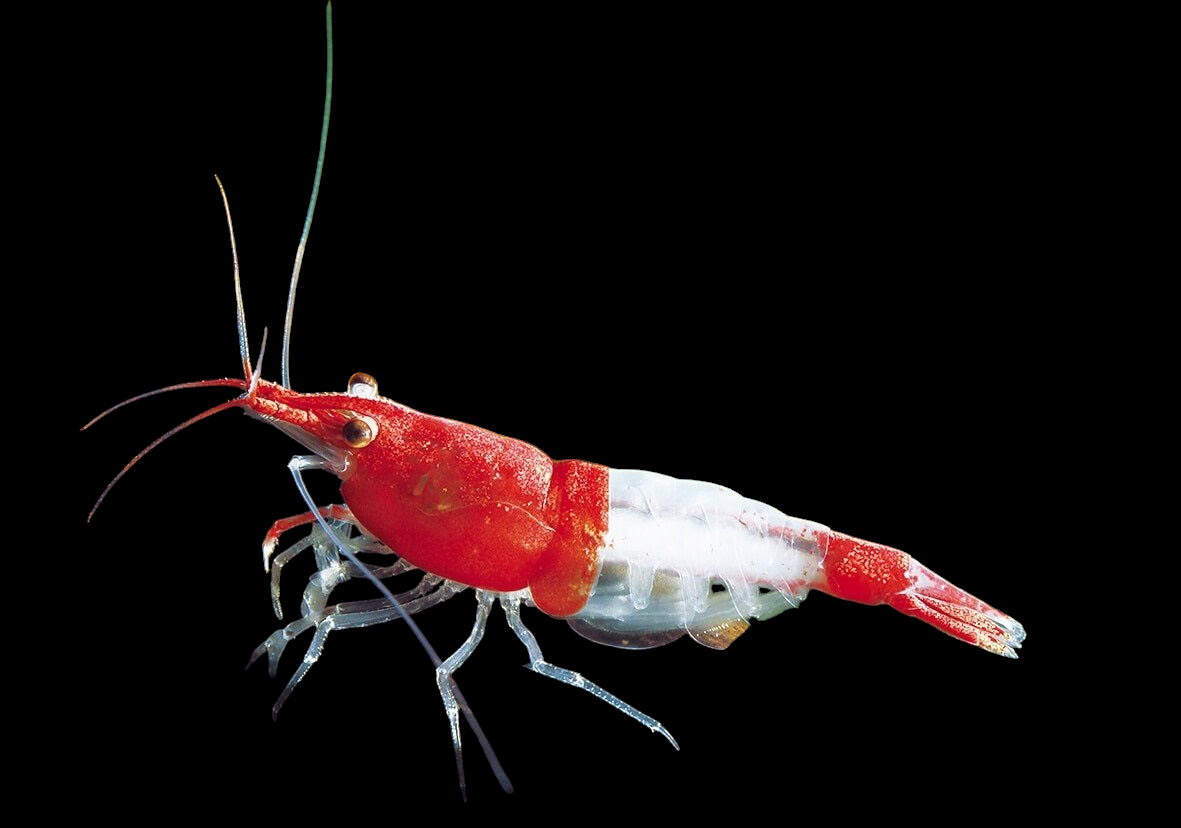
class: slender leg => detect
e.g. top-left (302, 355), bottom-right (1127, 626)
top-left (247, 518), bottom-right (354, 677)
top-left (267, 534), bottom-right (314, 619)
top-left (247, 517), bottom-right (468, 714)
top-left (435, 590), bottom-right (496, 800)
top-left (501, 596), bottom-right (679, 749)
top-left (265, 507), bottom-right (409, 620)
top-left (262, 504), bottom-right (357, 572)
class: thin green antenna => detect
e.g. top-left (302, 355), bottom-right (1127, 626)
top-left (282, 2), bottom-right (333, 389)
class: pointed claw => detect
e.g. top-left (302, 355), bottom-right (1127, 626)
top-left (245, 643), bottom-right (267, 671)
top-left (263, 535), bottom-right (278, 573)
top-left (454, 740), bottom-right (467, 803)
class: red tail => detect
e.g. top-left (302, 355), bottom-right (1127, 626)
top-left (816, 532), bottom-right (1025, 658)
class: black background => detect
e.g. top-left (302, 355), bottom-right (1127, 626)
top-left (72, 3), bottom-right (1055, 818)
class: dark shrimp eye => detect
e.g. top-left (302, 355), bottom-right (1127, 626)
top-left (342, 415), bottom-right (378, 448)
top-left (348, 372), bottom-right (378, 398)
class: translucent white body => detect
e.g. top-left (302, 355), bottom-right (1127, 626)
top-left (568, 469), bottom-right (832, 650)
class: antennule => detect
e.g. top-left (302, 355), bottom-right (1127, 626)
top-left (282, 2), bottom-right (334, 389)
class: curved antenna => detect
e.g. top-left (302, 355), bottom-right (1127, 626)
top-left (282, 2), bottom-right (333, 389)
top-left (81, 378), bottom-right (248, 433)
top-left (84, 383), bottom-right (250, 521)
top-left (83, 331), bottom-right (270, 522)
top-left (214, 173), bottom-right (251, 380)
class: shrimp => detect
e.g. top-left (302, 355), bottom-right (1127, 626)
top-left (85, 5), bottom-right (1026, 799)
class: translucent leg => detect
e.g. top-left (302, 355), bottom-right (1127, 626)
top-left (247, 516), bottom-right (467, 713)
top-left (435, 590), bottom-right (495, 800)
top-left (263, 599), bottom-right (436, 720)
top-left (267, 534), bottom-right (314, 619)
top-left (502, 596), bottom-right (679, 749)
top-left (248, 575), bottom-right (467, 715)
top-left (266, 509), bottom-right (408, 620)
top-left (248, 524), bottom-right (352, 676)
top-left (263, 504), bottom-right (357, 571)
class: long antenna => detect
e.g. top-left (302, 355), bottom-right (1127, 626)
top-left (282, 2), bottom-right (333, 388)
top-left (215, 174), bottom-right (251, 379)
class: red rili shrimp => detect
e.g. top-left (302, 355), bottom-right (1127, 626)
top-left (85, 4), bottom-right (1025, 799)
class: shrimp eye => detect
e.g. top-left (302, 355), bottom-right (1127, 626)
top-left (342, 415), bottom-right (378, 448)
top-left (348, 372), bottom-right (378, 399)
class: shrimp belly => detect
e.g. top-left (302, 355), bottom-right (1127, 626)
top-left (567, 469), bottom-right (830, 650)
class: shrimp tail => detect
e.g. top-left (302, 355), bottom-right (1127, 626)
top-left (816, 532), bottom-right (1026, 658)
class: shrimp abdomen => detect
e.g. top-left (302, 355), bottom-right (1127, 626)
top-left (568, 469), bottom-right (830, 650)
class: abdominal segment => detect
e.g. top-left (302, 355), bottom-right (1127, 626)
top-left (567, 469), bottom-right (831, 650)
